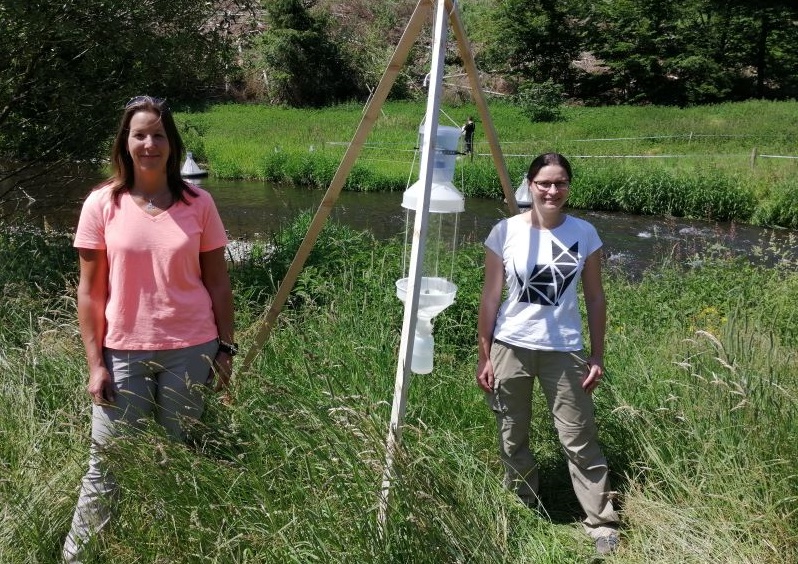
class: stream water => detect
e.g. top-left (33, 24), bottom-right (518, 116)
top-left (3, 174), bottom-right (795, 275)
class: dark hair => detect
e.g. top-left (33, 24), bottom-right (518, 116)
top-left (526, 152), bottom-right (572, 182)
top-left (106, 96), bottom-right (197, 205)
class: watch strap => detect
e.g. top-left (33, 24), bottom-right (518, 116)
top-left (218, 340), bottom-right (239, 356)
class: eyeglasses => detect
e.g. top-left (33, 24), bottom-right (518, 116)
top-left (125, 96), bottom-right (168, 110)
top-left (532, 180), bottom-right (570, 192)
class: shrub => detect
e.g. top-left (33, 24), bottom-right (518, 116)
top-left (514, 79), bottom-right (565, 123)
top-left (178, 119), bottom-right (208, 162)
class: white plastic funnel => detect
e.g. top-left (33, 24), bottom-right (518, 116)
top-left (395, 276), bottom-right (457, 374)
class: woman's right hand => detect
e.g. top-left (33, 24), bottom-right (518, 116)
top-left (86, 366), bottom-right (115, 405)
top-left (476, 358), bottom-right (495, 393)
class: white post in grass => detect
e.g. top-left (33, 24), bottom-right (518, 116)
top-left (378, 0), bottom-right (449, 533)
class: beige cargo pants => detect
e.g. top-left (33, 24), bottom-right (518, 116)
top-left (486, 340), bottom-right (619, 539)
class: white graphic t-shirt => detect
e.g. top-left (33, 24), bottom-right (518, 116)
top-left (485, 213), bottom-right (602, 351)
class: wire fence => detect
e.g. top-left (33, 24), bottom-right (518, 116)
top-left (324, 134), bottom-right (798, 168)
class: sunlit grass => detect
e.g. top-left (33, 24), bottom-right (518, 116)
top-left (175, 99), bottom-right (798, 227)
top-left (1, 220), bottom-right (796, 562)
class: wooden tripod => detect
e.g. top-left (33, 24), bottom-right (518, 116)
top-left (241, 0), bottom-right (517, 373)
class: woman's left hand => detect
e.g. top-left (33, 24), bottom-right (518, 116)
top-left (581, 356), bottom-right (604, 394)
top-left (211, 352), bottom-right (233, 392)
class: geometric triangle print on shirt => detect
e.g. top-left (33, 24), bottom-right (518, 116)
top-left (514, 240), bottom-right (579, 306)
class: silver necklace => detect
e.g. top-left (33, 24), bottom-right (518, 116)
top-left (134, 190), bottom-right (170, 211)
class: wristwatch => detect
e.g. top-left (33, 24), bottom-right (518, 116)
top-left (217, 339), bottom-right (239, 356)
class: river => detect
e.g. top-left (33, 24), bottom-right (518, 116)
top-left (2, 174), bottom-right (795, 274)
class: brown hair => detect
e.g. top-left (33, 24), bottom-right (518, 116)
top-left (526, 152), bottom-right (572, 183)
top-left (106, 96), bottom-right (197, 205)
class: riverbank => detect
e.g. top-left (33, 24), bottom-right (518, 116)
top-left (176, 99), bottom-right (798, 228)
top-left (1, 219), bottom-right (796, 562)
top-left (6, 173), bottom-right (796, 282)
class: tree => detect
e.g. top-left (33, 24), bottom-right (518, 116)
top-left (310, 0), bottom-right (420, 100)
top-left (257, 0), bottom-right (365, 107)
top-left (478, 0), bottom-right (581, 96)
top-left (579, 0), bottom-right (798, 105)
top-left (0, 0), bottom-right (253, 187)
top-left (577, 0), bottom-right (688, 104)
top-left (736, 1), bottom-right (798, 99)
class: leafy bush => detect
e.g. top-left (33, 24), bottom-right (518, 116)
top-left (514, 79), bottom-right (565, 123)
top-left (178, 118), bottom-right (208, 163)
top-left (262, 149), bottom-right (290, 182)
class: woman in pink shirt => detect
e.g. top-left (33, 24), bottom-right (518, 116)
top-left (63, 96), bottom-right (235, 562)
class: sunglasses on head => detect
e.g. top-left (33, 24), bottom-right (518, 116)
top-left (125, 96), bottom-right (168, 110)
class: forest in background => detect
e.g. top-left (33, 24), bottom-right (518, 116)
top-left (284, 0), bottom-right (798, 108)
top-left (2, 0), bottom-right (797, 174)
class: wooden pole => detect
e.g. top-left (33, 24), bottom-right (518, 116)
top-left (241, 0), bottom-right (517, 370)
top-left (446, 0), bottom-right (519, 215)
top-left (378, 0), bottom-right (448, 533)
top-left (240, 0), bottom-right (433, 371)
top-left (236, 0), bottom-right (513, 538)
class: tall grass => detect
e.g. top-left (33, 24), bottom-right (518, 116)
top-left (1, 218), bottom-right (796, 562)
top-left (601, 250), bottom-right (797, 563)
top-left (176, 100), bottom-right (798, 227)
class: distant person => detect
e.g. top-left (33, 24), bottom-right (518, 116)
top-left (462, 116), bottom-right (476, 156)
top-left (475, 153), bottom-right (620, 555)
top-left (63, 95), bottom-right (236, 562)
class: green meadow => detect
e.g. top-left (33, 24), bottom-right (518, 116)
top-left (178, 99), bottom-right (798, 228)
top-left (1, 210), bottom-right (796, 562)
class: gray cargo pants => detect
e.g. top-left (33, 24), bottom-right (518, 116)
top-left (63, 340), bottom-right (218, 563)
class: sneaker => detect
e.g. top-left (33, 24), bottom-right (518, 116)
top-left (595, 531), bottom-right (620, 555)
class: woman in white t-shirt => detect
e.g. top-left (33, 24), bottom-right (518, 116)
top-left (476, 153), bottom-right (620, 555)
top-left (63, 96), bottom-right (235, 562)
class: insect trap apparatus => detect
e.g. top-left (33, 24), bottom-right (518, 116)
top-left (396, 123), bottom-right (465, 374)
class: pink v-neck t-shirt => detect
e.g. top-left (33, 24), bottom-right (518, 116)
top-left (73, 184), bottom-right (229, 350)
